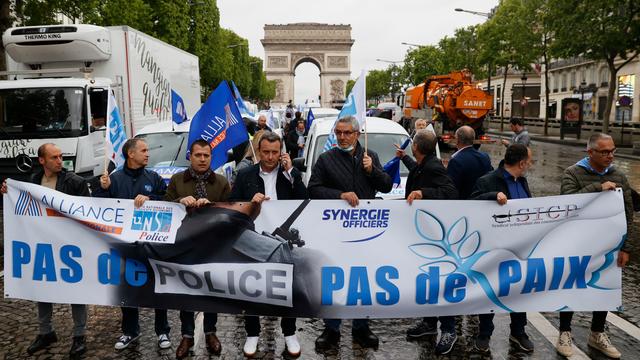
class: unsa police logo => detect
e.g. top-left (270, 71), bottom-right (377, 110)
top-left (131, 210), bottom-right (172, 232)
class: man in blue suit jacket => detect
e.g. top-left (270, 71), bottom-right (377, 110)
top-left (446, 126), bottom-right (493, 199)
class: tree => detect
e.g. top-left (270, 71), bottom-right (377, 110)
top-left (345, 79), bottom-right (355, 95)
top-left (477, 0), bottom-right (539, 130)
top-left (366, 69), bottom-right (391, 103)
top-left (85, 0), bottom-right (153, 33)
top-left (439, 25), bottom-right (483, 77)
top-left (401, 45), bottom-right (445, 85)
top-left (523, 0), bottom-right (555, 135)
top-left (547, 0), bottom-right (640, 133)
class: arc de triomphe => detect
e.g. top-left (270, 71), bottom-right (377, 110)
top-left (261, 23), bottom-right (354, 108)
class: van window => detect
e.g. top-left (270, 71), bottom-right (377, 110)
top-left (0, 87), bottom-right (87, 139)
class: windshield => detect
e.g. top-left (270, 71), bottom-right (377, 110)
top-left (313, 133), bottom-right (413, 176)
top-left (0, 87), bottom-right (87, 139)
top-left (136, 132), bottom-right (190, 168)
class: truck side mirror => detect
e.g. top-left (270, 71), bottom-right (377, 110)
top-left (292, 157), bottom-right (306, 172)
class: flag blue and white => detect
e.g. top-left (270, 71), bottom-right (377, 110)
top-left (171, 89), bottom-right (188, 124)
top-left (383, 138), bottom-right (411, 188)
top-left (324, 70), bottom-right (366, 150)
top-left (105, 90), bottom-right (127, 169)
top-left (267, 109), bottom-right (276, 129)
top-left (231, 81), bottom-right (255, 117)
top-left (306, 108), bottom-right (315, 132)
top-left (188, 81), bottom-right (249, 171)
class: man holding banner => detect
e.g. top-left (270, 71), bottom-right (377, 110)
top-left (403, 130), bottom-right (459, 355)
top-left (470, 144), bottom-right (535, 354)
top-left (164, 139), bottom-right (230, 359)
top-left (94, 138), bottom-right (171, 350)
top-left (555, 133), bottom-right (633, 359)
top-left (1, 143), bottom-right (90, 357)
top-left (309, 115), bottom-right (392, 350)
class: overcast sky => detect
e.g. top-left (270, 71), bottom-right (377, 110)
top-left (218, 0), bottom-right (499, 103)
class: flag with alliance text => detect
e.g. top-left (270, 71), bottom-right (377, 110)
top-left (188, 81), bottom-right (248, 170)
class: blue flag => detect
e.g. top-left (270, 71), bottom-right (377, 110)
top-left (171, 89), bottom-right (188, 124)
top-left (306, 108), bottom-right (315, 132)
top-left (231, 81), bottom-right (255, 117)
top-left (188, 81), bottom-right (249, 171)
top-left (383, 138), bottom-right (411, 188)
top-left (324, 70), bottom-right (366, 151)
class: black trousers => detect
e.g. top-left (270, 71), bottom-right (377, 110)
top-left (244, 315), bottom-right (296, 337)
top-left (121, 307), bottom-right (170, 337)
top-left (559, 311), bottom-right (607, 332)
top-left (478, 312), bottom-right (527, 338)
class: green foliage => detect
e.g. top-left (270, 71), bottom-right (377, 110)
top-left (547, 0), bottom-right (640, 131)
top-left (345, 79), bottom-right (355, 95)
top-left (366, 69), bottom-right (391, 102)
top-left (477, 0), bottom-right (538, 73)
top-left (5, 0), bottom-right (276, 103)
top-left (402, 45), bottom-right (445, 85)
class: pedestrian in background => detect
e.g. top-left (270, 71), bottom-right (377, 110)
top-left (470, 143), bottom-right (535, 354)
top-left (1, 143), bottom-right (90, 357)
top-left (93, 138), bottom-right (171, 351)
top-left (403, 130), bottom-right (459, 355)
top-left (164, 139), bottom-right (230, 359)
top-left (309, 115), bottom-right (392, 351)
top-left (501, 118), bottom-right (531, 147)
top-left (555, 133), bottom-right (634, 359)
top-left (286, 121), bottom-right (306, 159)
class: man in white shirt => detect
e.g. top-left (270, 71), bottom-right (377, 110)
top-left (229, 131), bottom-right (308, 357)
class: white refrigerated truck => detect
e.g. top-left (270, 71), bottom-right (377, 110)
top-left (0, 24), bottom-right (200, 181)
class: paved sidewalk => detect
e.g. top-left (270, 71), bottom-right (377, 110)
top-left (486, 129), bottom-right (640, 161)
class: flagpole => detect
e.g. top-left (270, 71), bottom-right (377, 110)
top-left (363, 70), bottom-right (368, 153)
top-left (104, 88), bottom-right (111, 175)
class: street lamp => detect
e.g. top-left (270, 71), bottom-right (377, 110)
top-left (376, 59), bottom-right (403, 103)
top-left (454, 8), bottom-right (492, 17)
top-left (453, 8), bottom-right (494, 110)
top-left (401, 42), bottom-right (424, 48)
top-left (226, 43), bottom-right (246, 49)
top-left (521, 73), bottom-right (528, 123)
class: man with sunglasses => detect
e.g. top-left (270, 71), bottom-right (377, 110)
top-left (555, 133), bottom-right (634, 359)
top-left (308, 115), bottom-right (392, 351)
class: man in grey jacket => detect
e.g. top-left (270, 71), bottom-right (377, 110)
top-left (308, 115), bottom-right (392, 351)
top-left (555, 133), bottom-right (633, 359)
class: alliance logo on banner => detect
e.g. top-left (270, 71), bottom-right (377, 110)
top-left (3, 180), bottom-right (625, 318)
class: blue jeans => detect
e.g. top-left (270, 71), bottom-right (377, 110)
top-left (180, 311), bottom-right (217, 337)
top-left (121, 307), bottom-right (170, 337)
top-left (424, 316), bottom-right (456, 333)
top-left (324, 319), bottom-right (369, 332)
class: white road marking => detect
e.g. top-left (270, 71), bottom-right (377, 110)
top-left (194, 312), bottom-right (204, 352)
top-left (606, 312), bottom-right (640, 342)
top-left (527, 312), bottom-right (591, 360)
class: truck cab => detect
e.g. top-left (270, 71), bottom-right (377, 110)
top-left (0, 77), bottom-right (111, 180)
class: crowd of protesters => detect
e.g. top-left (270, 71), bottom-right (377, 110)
top-left (1, 112), bottom-right (634, 359)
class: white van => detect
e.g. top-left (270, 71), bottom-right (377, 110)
top-left (295, 116), bottom-right (414, 199)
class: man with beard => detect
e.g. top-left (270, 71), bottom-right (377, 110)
top-left (164, 139), bottom-right (230, 359)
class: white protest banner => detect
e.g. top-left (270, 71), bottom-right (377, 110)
top-left (4, 179), bottom-right (625, 318)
